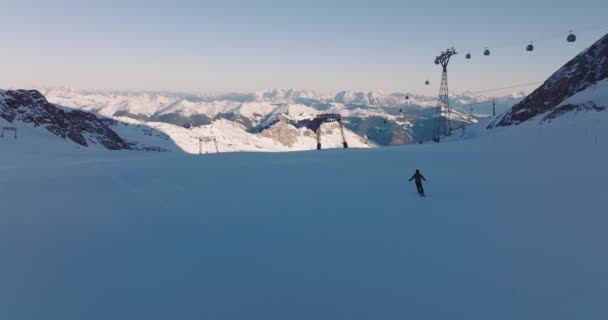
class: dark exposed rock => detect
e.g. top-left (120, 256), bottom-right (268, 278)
top-left (491, 33), bottom-right (608, 127)
top-left (0, 89), bottom-right (130, 150)
top-left (542, 102), bottom-right (606, 122)
top-left (343, 116), bottom-right (413, 146)
top-left (113, 110), bottom-right (151, 121)
top-left (214, 113), bottom-right (254, 130)
top-left (150, 112), bottom-right (213, 128)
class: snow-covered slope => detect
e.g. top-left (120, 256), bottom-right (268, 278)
top-left (540, 79), bottom-right (608, 122)
top-left (113, 117), bottom-right (371, 154)
top-left (1, 102), bottom-right (606, 320)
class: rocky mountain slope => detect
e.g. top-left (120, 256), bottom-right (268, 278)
top-left (0, 90), bottom-right (130, 150)
top-left (492, 33), bottom-right (608, 127)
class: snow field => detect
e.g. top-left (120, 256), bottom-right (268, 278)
top-left (1, 109), bottom-right (607, 319)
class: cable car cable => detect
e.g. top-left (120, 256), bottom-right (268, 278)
top-left (460, 22), bottom-right (608, 54)
top-left (466, 81), bottom-right (545, 95)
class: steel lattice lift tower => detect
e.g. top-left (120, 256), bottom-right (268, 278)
top-left (432, 48), bottom-right (457, 143)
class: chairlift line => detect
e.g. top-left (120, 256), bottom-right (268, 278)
top-left (423, 23), bottom-right (604, 96)
top-left (417, 23), bottom-right (606, 133)
top-left (467, 81), bottom-right (545, 95)
top-left (448, 23), bottom-right (607, 60)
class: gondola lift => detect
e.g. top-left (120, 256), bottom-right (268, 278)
top-left (484, 47), bottom-right (490, 56)
top-left (526, 41), bottom-right (534, 52)
top-left (567, 30), bottom-right (577, 43)
top-left (466, 51), bottom-right (471, 59)
top-left (425, 80), bottom-right (430, 85)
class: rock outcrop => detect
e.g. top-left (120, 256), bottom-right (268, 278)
top-left (0, 90), bottom-right (130, 150)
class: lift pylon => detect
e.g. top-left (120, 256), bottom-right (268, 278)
top-left (197, 136), bottom-right (219, 154)
top-left (432, 48), bottom-right (457, 143)
top-left (1, 127), bottom-right (17, 139)
top-left (315, 114), bottom-right (348, 150)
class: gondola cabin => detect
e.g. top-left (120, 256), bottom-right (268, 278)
top-left (526, 42), bottom-right (534, 51)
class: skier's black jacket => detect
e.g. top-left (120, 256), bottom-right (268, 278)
top-left (409, 170), bottom-right (426, 184)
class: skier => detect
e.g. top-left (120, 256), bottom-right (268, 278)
top-left (409, 169), bottom-right (426, 197)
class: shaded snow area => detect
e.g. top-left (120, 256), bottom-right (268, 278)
top-left (1, 110), bottom-right (607, 320)
top-left (559, 79), bottom-right (608, 107)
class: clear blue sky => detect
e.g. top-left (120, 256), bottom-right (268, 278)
top-left (0, 0), bottom-right (607, 95)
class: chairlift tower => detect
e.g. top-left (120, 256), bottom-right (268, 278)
top-left (432, 48), bottom-right (457, 143)
top-left (1, 127), bottom-right (17, 139)
top-left (183, 123), bottom-right (220, 155)
top-left (198, 136), bottom-right (219, 154)
top-left (315, 114), bottom-right (348, 150)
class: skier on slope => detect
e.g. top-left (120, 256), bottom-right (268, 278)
top-left (409, 169), bottom-right (426, 197)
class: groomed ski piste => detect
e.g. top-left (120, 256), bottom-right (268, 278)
top-left (1, 90), bottom-right (607, 319)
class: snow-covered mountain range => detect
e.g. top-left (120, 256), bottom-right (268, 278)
top-left (37, 87), bottom-right (522, 150)
top-left (40, 87), bottom-right (523, 120)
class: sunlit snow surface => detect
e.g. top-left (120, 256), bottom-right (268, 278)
top-left (0, 108), bottom-right (607, 319)
top-left (111, 117), bottom-right (372, 154)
